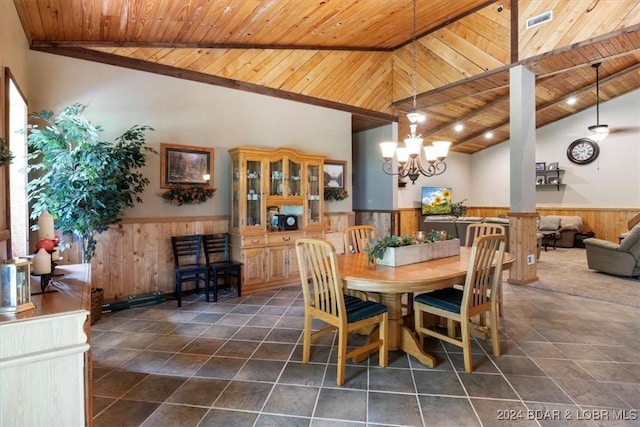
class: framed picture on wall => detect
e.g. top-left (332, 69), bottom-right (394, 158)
top-left (324, 160), bottom-right (347, 190)
top-left (160, 143), bottom-right (214, 189)
top-left (535, 162), bottom-right (546, 171)
top-left (536, 176), bottom-right (546, 185)
top-left (548, 162), bottom-right (559, 170)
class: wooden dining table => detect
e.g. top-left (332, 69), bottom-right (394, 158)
top-left (336, 248), bottom-right (515, 367)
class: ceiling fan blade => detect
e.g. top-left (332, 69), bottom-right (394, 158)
top-left (610, 126), bottom-right (640, 134)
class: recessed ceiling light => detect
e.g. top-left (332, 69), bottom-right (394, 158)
top-left (454, 124), bottom-right (464, 132)
top-left (566, 97), bottom-right (577, 105)
top-left (485, 132), bottom-right (493, 139)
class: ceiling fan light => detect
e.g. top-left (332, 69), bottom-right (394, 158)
top-left (588, 123), bottom-right (609, 134)
top-left (588, 124), bottom-right (609, 141)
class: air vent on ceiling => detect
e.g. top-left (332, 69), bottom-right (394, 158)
top-left (526, 11), bottom-right (553, 29)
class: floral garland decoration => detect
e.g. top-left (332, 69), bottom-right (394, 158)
top-left (324, 188), bottom-right (349, 201)
top-left (161, 186), bottom-right (216, 205)
top-left (0, 137), bottom-right (14, 167)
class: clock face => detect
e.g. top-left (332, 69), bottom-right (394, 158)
top-left (567, 138), bottom-right (599, 165)
top-left (286, 216), bottom-right (296, 226)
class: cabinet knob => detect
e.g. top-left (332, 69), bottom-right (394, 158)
top-left (282, 236), bottom-right (291, 241)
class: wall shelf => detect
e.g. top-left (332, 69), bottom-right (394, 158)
top-left (536, 168), bottom-right (564, 191)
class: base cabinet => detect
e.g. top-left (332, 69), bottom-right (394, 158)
top-left (232, 231), bottom-right (320, 294)
top-left (241, 247), bottom-right (267, 287)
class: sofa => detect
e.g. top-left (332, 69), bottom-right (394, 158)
top-left (538, 215), bottom-right (583, 248)
top-left (421, 215), bottom-right (511, 251)
top-left (584, 224), bottom-right (640, 277)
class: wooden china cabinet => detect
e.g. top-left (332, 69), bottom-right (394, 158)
top-left (229, 147), bottom-right (325, 294)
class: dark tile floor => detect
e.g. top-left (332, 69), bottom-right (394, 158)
top-left (91, 279), bottom-right (640, 427)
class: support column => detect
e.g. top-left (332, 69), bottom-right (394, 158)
top-left (507, 65), bottom-right (538, 284)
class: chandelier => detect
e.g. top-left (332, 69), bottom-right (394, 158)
top-left (380, 0), bottom-right (450, 185)
top-left (587, 62), bottom-right (608, 142)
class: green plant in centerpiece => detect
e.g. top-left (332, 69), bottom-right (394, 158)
top-left (364, 231), bottom-right (451, 263)
top-left (364, 234), bottom-right (415, 263)
top-left (25, 102), bottom-right (156, 262)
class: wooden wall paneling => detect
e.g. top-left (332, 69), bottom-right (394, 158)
top-left (466, 206), bottom-right (639, 243)
top-left (518, 0), bottom-right (640, 60)
top-left (158, 222), bottom-right (175, 297)
top-left (96, 47), bottom-right (395, 116)
top-left (324, 212), bottom-right (355, 232)
top-left (392, 3), bottom-right (510, 103)
top-left (398, 208), bottom-right (421, 237)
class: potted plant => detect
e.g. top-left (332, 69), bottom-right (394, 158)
top-left (25, 103), bottom-right (156, 262)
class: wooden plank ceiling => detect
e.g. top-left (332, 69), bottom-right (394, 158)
top-left (13, 0), bottom-right (640, 154)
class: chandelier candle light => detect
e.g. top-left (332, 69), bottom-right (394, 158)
top-left (380, 0), bottom-right (450, 185)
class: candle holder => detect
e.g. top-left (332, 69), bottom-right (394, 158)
top-left (0, 259), bottom-right (36, 314)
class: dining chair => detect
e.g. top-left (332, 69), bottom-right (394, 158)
top-left (413, 234), bottom-right (507, 372)
top-left (295, 238), bottom-right (388, 385)
top-left (171, 235), bottom-right (210, 307)
top-left (464, 223), bottom-right (506, 317)
top-left (343, 224), bottom-right (376, 254)
top-left (202, 233), bottom-right (243, 302)
top-left (342, 225), bottom-right (380, 303)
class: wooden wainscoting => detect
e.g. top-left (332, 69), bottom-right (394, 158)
top-left (466, 207), bottom-right (639, 244)
top-left (57, 216), bottom-right (229, 302)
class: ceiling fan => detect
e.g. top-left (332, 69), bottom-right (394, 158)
top-left (587, 62), bottom-right (639, 139)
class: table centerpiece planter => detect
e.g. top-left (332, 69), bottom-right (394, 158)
top-left (364, 233), bottom-right (460, 268)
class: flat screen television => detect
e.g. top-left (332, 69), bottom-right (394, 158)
top-left (421, 186), bottom-right (453, 215)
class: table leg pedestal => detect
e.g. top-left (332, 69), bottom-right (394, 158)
top-left (352, 293), bottom-right (436, 367)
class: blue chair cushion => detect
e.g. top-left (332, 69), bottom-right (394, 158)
top-left (414, 288), bottom-right (463, 314)
top-left (344, 295), bottom-right (388, 323)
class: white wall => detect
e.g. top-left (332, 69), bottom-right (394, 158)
top-left (0, 1), bottom-right (30, 120)
top-left (353, 125), bottom-right (473, 210)
top-left (26, 52), bottom-right (352, 217)
top-left (469, 89), bottom-right (640, 208)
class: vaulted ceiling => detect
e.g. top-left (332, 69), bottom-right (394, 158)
top-left (12, 0), bottom-right (640, 154)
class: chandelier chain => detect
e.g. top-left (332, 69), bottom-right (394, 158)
top-left (411, 0), bottom-right (418, 110)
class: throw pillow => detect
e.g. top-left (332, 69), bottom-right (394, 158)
top-left (539, 216), bottom-right (561, 231)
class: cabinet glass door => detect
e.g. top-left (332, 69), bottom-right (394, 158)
top-left (231, 159), bottom-right (240, 229)
top-left (269, 159), bottom-right (284, 197)
top-left (307, 164), bottom-right (321, 225)
top-left (288, 159), bottom-right (302, 197)
top-left (246, 160), bottom-right (262, 227)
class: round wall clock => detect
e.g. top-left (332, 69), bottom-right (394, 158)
top-left (567, 138), bottom-right (599, 165)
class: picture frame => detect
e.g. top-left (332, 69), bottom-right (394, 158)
top-left (160, 143), bottom-right (214, 189)
top-left (535, 162), bottom-right (546, 171)
top-left (536, 176), bottom-right (546, 185)
top-left (547, 176), bottom-right (560, 185)
top-left (548, 162), bottom-right (559, 170)
top-left (324, 159), bottom-right (347, 190)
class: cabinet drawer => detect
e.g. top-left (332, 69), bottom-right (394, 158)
top-left (266, 232), bottom-right (303, 246)
top-left (304, 231), bottom-right (324, 240)
top-left (240, 235), bottom-right (266, 247)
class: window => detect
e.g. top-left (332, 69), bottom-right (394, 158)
top-left (5, 68), bottom-right (28, 258)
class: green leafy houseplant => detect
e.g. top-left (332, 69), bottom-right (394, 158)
top-left (0, 137), bottom-right (14, 166)
top-left (451, 199), bottom-right (468, 217)
top-left (363, 231), bottom-right (449, 263)
top-left (26, 103), bottom-right (156, 262)
top-left (161, 186), bottom-right (216, 205)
